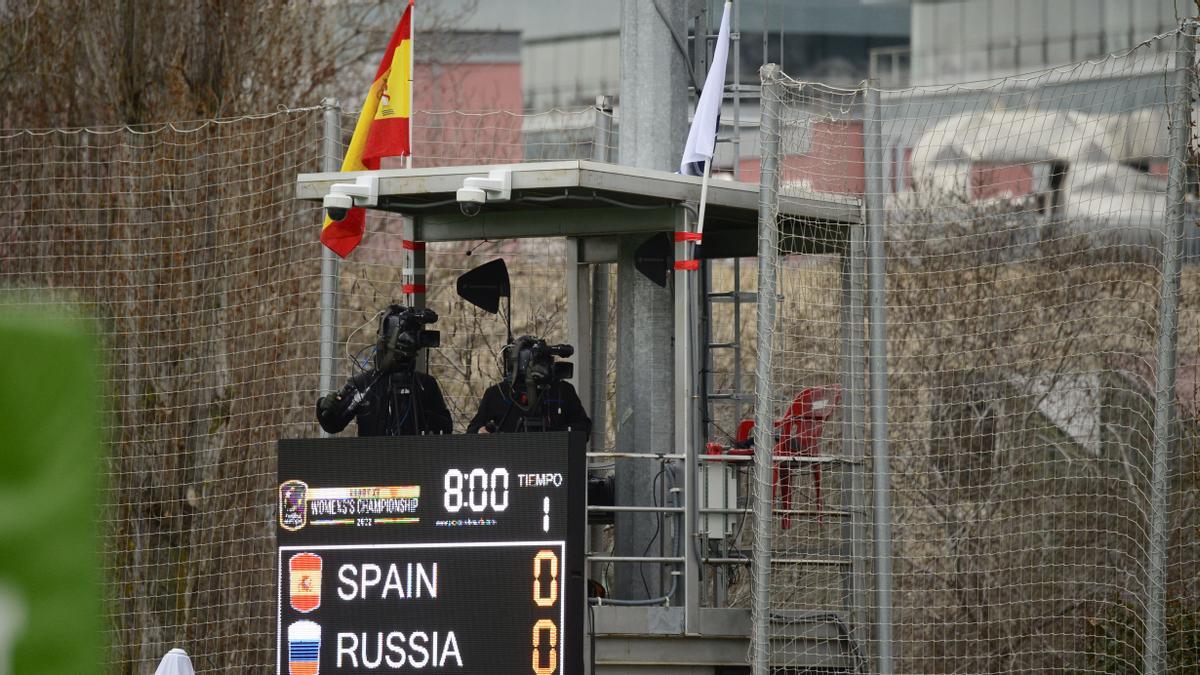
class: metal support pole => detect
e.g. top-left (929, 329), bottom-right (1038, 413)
top-left (319, 99), bottom-right (342, 438)
top-left (588, 96), bottom-right (614, 600)
top-left (403, 214), bottom-right (427, 314)
top-left (614, 0), bottom-right (689, 603)
top-left (841, 215), bottom-right (869, 649)
top-left (590, 264), bottom-right (611, 454)
top-left (567, 238), bottom-right (591, 410)
top-left (864, 83), bottom-right (894, 675)
top-left (674, 205), bottom-right (701, 631)
top-left (402, 215), bottom-right (428, 375)
top-left (593, 95), bottom-right (614, 164)
top-left (750, 64), bottom-right (782, 675)
top-left (590, 95), bottom-right (615, 452)
top-left (1144, 21), bottom-right (1194, 675)
top-left (579, 94), bottom-right (614, 436)
top-left (690, 248), bottom-right (707, 607)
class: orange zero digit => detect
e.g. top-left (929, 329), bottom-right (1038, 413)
top-left (531, 618), bottom-right (558, 675)
top-left (532, 549), bottom-right (559, 608)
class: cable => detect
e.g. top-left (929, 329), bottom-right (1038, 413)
top-left (768, 611), bottom-right (868, 674)
top-left (517, 191), bottom-right (671, 210)
top-left (345, 309), bottom-right (385, 373)
top-left (593, 194), bottom-right (676, 211)
top-left (378, 197), bottom-right (461, 210)
top-left (351, 344), bottom-right (374, 374)
top-left (379, 191), bottom-right (676, 218)
top-left (590, 463), bottom-right (684, 607)
top-left (390, 383), bottom-right (412, 434)
top-left (464, 239), bottom-right (492, 256)
top-left (638, 466), bottom-right (668, 597)
top-left (651, 0), bottom-right (700, 92)
top-left (587, 601), bottom-right (597, 675)
top-left (726, 460), bottom-right (752, 558)
top-left (670, 463), bottom-right (704, 589)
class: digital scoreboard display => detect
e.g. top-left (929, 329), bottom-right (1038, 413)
top-left (277, 433), bottom-right (585, 675)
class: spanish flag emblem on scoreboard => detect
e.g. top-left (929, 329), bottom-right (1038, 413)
top-left (320, 0), bottom-right (414, 258)
top-left (289, 553), bottom-right (323, 613)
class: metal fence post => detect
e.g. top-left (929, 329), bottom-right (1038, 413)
top-left (587, 96), bottom-right (613, 598)
top-left (593, 95), bottom-right (614, 164)
top-left (842, 184), bottom-right (869, 651)
top-left (590, 94), bottom-right (614, 454)
top-left (864, 82), bottom-right (894, 675)
top-left (319, 99), bottom-right (342, 437)
top-left (750, 63), bottom-right (782, 675)
top-left (1144, 21), bottom-right (1194, 675)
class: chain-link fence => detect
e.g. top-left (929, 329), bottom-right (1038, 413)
top-left (750, 25), bottom-right (1200, 675)
top-left (0, 102), bottom-right (612, 673)
top-left (0, 109), bottom-right (327, 673)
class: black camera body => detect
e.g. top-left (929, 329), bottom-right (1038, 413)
top-left (504, 336), bottom-right (574, 409)
top-left (376, 304), bottom-right (441, 375)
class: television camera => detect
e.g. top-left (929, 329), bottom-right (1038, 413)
top-left (456, 259), bottom-right (580, 422)
top-left (316, 304), bottom-right (450, 436)
top-left (504, 336), bottom-right (575, 412)
top-left (375, 304), bottom-right (440, 375)
top-left (455, 259), bottom-right (612, 517)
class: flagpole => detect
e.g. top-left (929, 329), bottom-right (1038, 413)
top-left (404, 0), bottom-right (420, 319)
top-left (406, 0), bottom-right (415, 171)
top-left (407, 0), bottom-right (415, 291)
top-left (682, 0), bottom-right (730, 237)
top-left (696, 158), bottom-right (713, 236)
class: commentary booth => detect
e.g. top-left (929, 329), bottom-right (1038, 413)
top-left (290, 159), bottom-right (861, 674)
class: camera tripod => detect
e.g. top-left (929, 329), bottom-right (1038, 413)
top-left (489, 382), bottom-right (556, 433)
top-left (376, 366), bottom-right (428, 436)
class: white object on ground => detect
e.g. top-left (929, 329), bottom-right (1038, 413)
top-left (154, 648), bottom-right (195, 675)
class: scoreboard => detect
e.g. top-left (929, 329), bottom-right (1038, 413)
top-left (277, 433), bottom-right (585, 675)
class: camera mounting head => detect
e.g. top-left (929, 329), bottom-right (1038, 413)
top-left (454, 169), bottom-right (511, 216)
top-left (323, 174), bottom-right (379, 222)
top-left (375, 304), bottom-right (441, 374)
top-left (503, 335), bottom-right (575, 409)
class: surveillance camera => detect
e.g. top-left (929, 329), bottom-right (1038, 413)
top-left (454, 170), bottom-right (511, 218)
top-left (456, 185), bottom-right (487, 204)
top-left (322, 175), bottom-right (379, 221)
top-left (323, 192), bottom-right (354, 222)
top-left (456, 186), bottom-right (487, 217)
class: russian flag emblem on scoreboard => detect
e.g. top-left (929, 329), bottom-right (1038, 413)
top-left (289, 553), bottom-right (322, 613)
top-left (288, 620), bottom-right (320, 675)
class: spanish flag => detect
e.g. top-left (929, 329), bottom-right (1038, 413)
top-left (289, 552), bottom-right (323, 613)
top-left (320, 0), bottom-right (414, 258)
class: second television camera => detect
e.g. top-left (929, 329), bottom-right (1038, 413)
top-left (505, 335), bottom-right (574, 405)
top-left (376, 305), bottom-right (441, 375)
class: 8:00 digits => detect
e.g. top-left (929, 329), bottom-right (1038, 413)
top-left (443, 468), bottom-right (509, 513)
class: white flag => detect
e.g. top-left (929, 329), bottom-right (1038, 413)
top-left (680, 1), bottom-right (732, 176)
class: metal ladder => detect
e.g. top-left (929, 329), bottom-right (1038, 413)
top-left (690, 4), bottom-right (866, 668)
top-left (687, 0), bottom-right (754, 609)
top-left (689, 0), bottom-right (751, 439)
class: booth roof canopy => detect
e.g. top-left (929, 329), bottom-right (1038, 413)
top-left (296, 160), bottom-right (860, 248)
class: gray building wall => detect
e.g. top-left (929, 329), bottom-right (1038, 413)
top-left (907, 0), bottom-right (1179, 85)
top-left (421, 0), bottom-right (620, 108)
top-left (421, 0), bottom-right (910, 107)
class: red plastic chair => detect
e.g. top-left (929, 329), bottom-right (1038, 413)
top-left (734, 385), bottom-right (841, 528)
